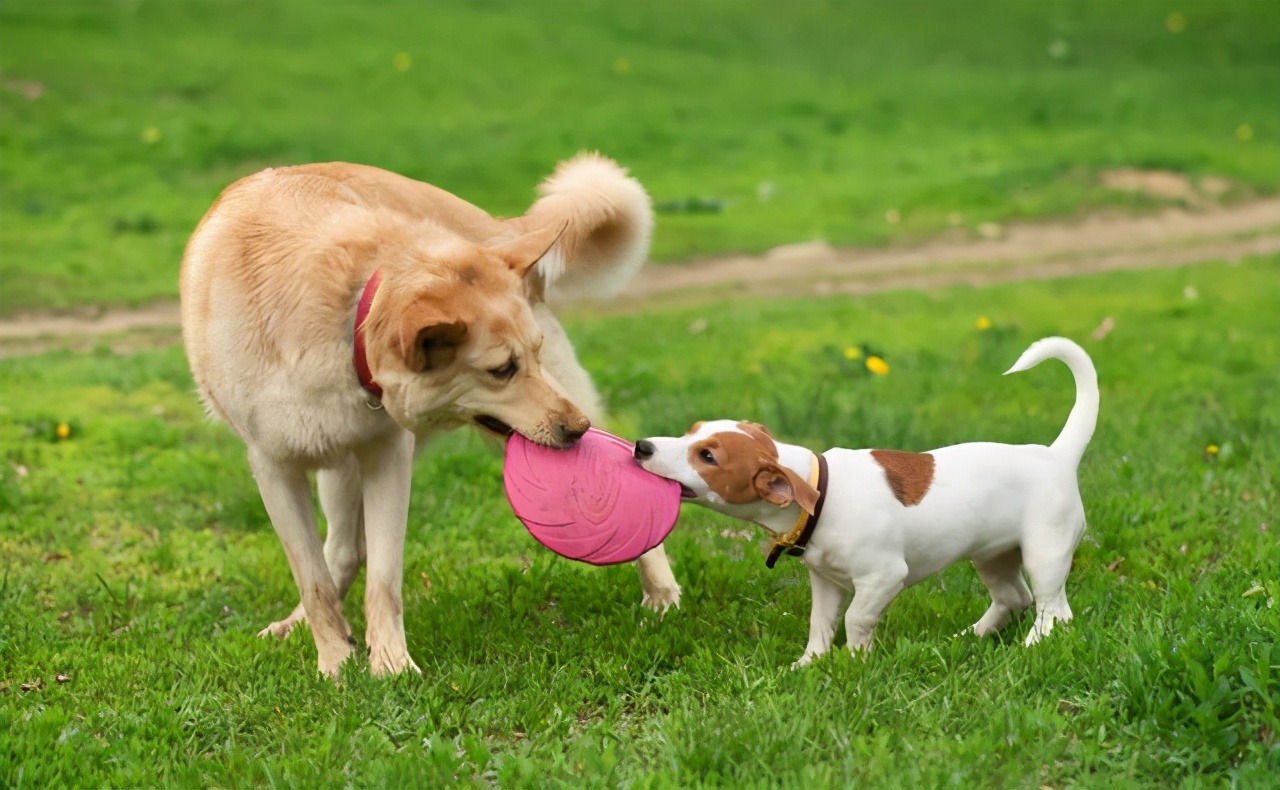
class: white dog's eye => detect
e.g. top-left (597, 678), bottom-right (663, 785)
top-left (698, 448), bottom-right (717, 465)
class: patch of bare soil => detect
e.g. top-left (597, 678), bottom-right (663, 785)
top-left (614, 196), bottom-right (1280, 308)
top-left (2, 197), bottom-right (1277, 358)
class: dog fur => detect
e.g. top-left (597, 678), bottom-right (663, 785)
top-left (634, 337), bottom-right (1098, 666)
top-left (180, 153), bottom-right (681, 677)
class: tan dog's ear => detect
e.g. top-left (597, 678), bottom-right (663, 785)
top-left (400, 303), bottom-right (467, 372)
top-left (489, 221), bottom-right (567, 277)
top-left (752, 463), bottom-right (820, 515)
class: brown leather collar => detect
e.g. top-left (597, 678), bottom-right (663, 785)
top-left (765, 452), bottom-right (829, 568)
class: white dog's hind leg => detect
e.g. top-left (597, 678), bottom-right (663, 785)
top-left (249, 450), bottom-right (354, 678)
top-left (967, 548), bottom-right (1033, 637)
top-left (260, 454), bottom-right (365, 640)
top-left (793, 570), bottom-right (845, 668)
top-left (844, 565), bottom-right (908, 654)
top-left (358, 431), bottom-right (421, 676)
top-left (1022, 540), bottom-right (1077, 647)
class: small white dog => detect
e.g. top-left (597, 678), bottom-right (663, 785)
top-left (634, 337), bottom-right (1097, 666)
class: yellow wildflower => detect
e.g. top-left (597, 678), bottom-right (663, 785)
top-left (56, 423), bottom-right (71, 439)
top-left (141, 126), bottom-right (162, 144)
top-left (843, 347), bottom-right (862, 360)
top-left (1236, 124), bottom-right (1253, 142)
top-left (976, 316), bottom-right (992, 331)
top-left (865, 356), bottom-right (890, 376)
top-left (392, 52), bottom-right (412, 72)
top-left (1206, 444), bottom-right (1219, 456)
top-left (1165, 12), bottom-right (1186, 33)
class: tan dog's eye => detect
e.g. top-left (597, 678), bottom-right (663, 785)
top-left (488, 357), bottom-right (518, 380)
top-left (698, 448), bottom-right (717, 465)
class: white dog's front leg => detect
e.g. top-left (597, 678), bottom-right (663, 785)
top-left (638, 543), bottom-right (682, 614)
top-left (358, 431), bottom-right (420, 676)
top-left (793, 569), bottom-right (844, 669)
top-left (844, 567), bottom-right (907, 654)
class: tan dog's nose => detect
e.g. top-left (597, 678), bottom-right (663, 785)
top-left (557, 413), bottom-right (590, 446)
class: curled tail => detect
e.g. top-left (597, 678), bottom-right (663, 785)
top-left (1004, 337), bottom-right (1099, 464)
top-left (519, 152), bottom-right (653, 302)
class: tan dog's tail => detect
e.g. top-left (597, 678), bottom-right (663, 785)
top-left (520, 152), bottom-right (653, 302)
top-left (1005, 337), bottom-right (1099, 466)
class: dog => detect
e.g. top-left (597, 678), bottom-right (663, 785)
top-left (180, 153), bottom-right (682, 677)
top-left (633, 337), bottom-right (1097, 666)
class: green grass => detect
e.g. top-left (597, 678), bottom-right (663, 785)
top-left (2, 0), bottom-right (1278, 314)
top-left (2, 260), bottom-right (1278, 787)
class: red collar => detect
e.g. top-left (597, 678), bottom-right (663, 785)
top-left (353, 269), bottom-right (383, 399)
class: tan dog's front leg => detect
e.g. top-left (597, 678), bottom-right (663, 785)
top-left (793, 570), bottom-right (844, 668)
top-left (637, 544), bottom-right (681, 613)
top-left (249, 451), bottom-right (354, 678)
top-left (358, 431), bottom-right (420, 676)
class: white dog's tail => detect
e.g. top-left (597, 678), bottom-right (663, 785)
top-left (1005, 337), bottom-right (1099, 465)
top-left (519, 152), bottom-right (654, 302)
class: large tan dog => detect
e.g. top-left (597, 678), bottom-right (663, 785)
top-left (180, 154), bottom-right (680, 677)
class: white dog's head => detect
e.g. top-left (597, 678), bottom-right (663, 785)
top-left (633, 420), bottom-right (818, 518)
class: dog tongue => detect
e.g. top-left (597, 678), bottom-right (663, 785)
top-left (503, 428), bottom-right (682, 565)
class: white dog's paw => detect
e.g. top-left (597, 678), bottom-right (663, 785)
top-left (791, 654), bottom-right (815, 670)
top-left (1024, 622), bottom-right (1055, 647)
top-left (258, 607), bottom-right (306, 640)
top-left (368, 646), bottom-right (422, 677)
top-left (640, 584), bottom-right (682, 616)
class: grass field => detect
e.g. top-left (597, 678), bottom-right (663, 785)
top-left (2, 0), bottom-right (1278, 314)
top-left (2, 259), bottom-right (1278, 787)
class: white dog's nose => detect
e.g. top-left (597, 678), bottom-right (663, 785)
top-left (633, 440), bottom-right (656, 460)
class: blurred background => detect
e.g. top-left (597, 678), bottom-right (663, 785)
top-left (1, 0), bottom-right (1276, 314)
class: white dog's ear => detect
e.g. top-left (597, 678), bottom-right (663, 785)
top-left (489, 221), bottom-right (567, 277)
top-left (753, 464), bottom-right (819, 514)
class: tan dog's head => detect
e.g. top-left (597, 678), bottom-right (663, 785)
top-left (633, 420), bottom-right (818, 517)
top-left (364, 223), bottom-right (589, 448)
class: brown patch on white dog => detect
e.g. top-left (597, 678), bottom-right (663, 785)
top-left (689, 428), bottom-right (818, 513)
top-left (870, 449), bottom-right (935, 506)
top-left (689, 431), bottom-right (776, 505)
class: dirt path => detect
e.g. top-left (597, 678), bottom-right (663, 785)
top-left (2, 197), bottom-right (1278, 357)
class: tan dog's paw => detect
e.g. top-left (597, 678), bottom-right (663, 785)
top-left (257, 606), bottom-right (306, 639)
top-left (640, 584), bottom-right (682, 616)
top-left (368, 647), bottom-right (422, 677)
top-left (317, 641), bottom-right (355, 680)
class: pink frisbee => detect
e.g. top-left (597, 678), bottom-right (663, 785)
top-left (503, 428), bottom-right (681, 566)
